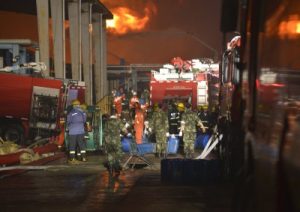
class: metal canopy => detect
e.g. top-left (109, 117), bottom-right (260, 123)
top-left (0, 0), bottom-right (113, 19)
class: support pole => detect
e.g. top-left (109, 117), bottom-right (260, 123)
top-left (68, 0), bottom-right (81, 80)
top-left (92, 13), bottom-right (103, 102)
top-left (81, 2), bottom-right (93, 105)
top-left (102, 20), bottom-right (108, 96)
top-left (50, 0), bottom-right (65, 79)
top-left (36, 0), bottom-right (50, 76)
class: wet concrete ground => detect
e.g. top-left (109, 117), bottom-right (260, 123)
top-left (0, 152), bottom-right (234, 212)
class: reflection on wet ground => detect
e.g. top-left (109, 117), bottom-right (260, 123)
top-left (0, 154), bottom-right (233, 212)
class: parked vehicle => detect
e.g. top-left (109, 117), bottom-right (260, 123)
top-left (0, 71), bottom-right (65, 145)
top-left (150, 58), bottom-right (219, 110)
top-left (221, 0), bottom-right (300, 211)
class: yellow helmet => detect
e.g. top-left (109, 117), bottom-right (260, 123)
top-left (177, 102), bottom-right (185, 111)
top-left (153, 102), bottom-right (159, 111)
top-left (71, 99), bottom-right (80, 106)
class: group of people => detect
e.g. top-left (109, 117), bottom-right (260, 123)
top-left (103, 89), bottom-right (218, 174)
top-left (111, 88), bottom-right (150, 143)
top-left (65, 88), bottom-right (218, 174)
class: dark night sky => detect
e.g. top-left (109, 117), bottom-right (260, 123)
top-left (104, 0), bottom-right (222, 64)
top-left (0, 0), bottom-right (223, 65)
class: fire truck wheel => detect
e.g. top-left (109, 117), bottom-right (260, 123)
top-left (4, 124), bottom-right (24, 145)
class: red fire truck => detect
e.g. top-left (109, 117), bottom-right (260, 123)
top-left (0, 71), bottom-right (67, 145)
top-left (150, 58), bottom-right (219, 109)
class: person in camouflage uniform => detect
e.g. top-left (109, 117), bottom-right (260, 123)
top-left (148, 103), bottom-right (169, 158)
top-left (180, 103), bottom-right (206, 158)
top-left (103, 114), bottom-right (126, 175)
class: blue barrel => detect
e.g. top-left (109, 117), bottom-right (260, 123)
top-left (194, 133), bottom-right (211, 149)
top-left (167, 136), bottom-right (179, 154)
top-left (121, 136), bottom-right (132, 153)
top-left (137, 143), bottom-right (155, 154)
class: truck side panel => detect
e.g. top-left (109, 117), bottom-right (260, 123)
top-left (32, 77), bottom-right (63, 90)
top-left (150, 81), bottom-right (198, 107)
top-left (0, 73), bottom-right (33, 119)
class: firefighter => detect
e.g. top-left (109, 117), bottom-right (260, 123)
top-left (103, 113), bottom-right (127, 175)
top-left (197, 105), bottom-right (210, 130)
top-left (168, 101), bottom-right (181, 135)
top-left (134, 101), bottom-right (145, 144)
top-left (148, 103), bottom-right (169, 158)
top-left (176, 102), bottom-right (185, 148)
top-left (67, 99), bottom-right (87, 163)
top-left (76, 102), bottom-right (89, 161)
top-left (139, 98), bottom-right (149, 114)
top-left (177, 102), bottom-right (185, 119)
top-left (119, 86), bottom-right (127, 111)
top-left (179, 103), bottom-right (206, 158)
top-left (113, 91), bottom-right (124, 117)
top-left (129, 90), bottom-right (139, 119)
top-left (110, 89), bottom-right (117, 115)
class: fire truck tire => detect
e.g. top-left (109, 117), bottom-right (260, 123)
top-left (4, 124), bottom-right (24, 145)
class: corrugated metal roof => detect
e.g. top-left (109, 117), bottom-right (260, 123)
top-left (0, 0), bottom-right (113, 19)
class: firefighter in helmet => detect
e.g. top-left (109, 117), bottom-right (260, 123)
top-left (103, 113), bottom-right (127, 175)
top-left (67, 99), bottom-right (87, 162)
top-left (134, 101), bottom-right (145, 144)
top-left (113, 91), bottom-right (124, 117)
top-left (197, 105), bottom-right (209, 130)
top-left (179, 103), bottom-right (206, 158)
top-left (129, 90), bottom-right (139, 119)
top-left (168, 101), bottom-right (181, 135)
top-left (148, 103), bottom-right (169, 158)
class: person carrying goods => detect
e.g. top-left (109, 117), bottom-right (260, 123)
top-left (134, 101), bottom-right (145, 144)
top-left (179, 103), bottom-right (206, 158)
top-left (103, 114), bottom-right (128, 175)
top-left (67, 99), bottom-right (87, 163)
top-left (148, 103), bottom-right (169, 158)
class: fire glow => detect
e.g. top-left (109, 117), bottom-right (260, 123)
top-left (106, 7), bottom-right (153, 35)
top-left (278, 14), bottom-right (300, 39)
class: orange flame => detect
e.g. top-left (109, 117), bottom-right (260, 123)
top-left (106, 6), bottom-right (154, 35)
top-left (278, 14), bottom-right (300, 39)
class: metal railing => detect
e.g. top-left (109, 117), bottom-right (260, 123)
top-left (96, 94), bottom-right (112, 116)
